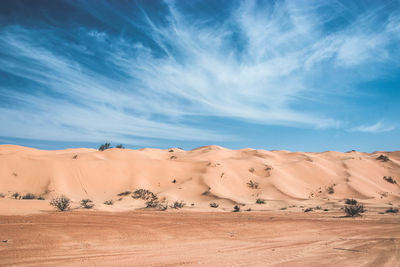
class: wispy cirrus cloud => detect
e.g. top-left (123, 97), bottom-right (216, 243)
top-left (0, 0), bottom-right (399, 146)
top-left (351, 121), bottom-right (395, 133)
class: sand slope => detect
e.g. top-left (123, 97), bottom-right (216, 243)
top-left (0, 145), bottom-right (399, 213)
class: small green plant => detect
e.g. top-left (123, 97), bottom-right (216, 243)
top-left (376, 155), bottom-right (390, 162)
top-left (80, 199), bottom-right (94, 209)
top-left (345, 199), bottom-right (357, 205)
top-left (247, 180), bottom-right (259, 189)
top-left (256, 198), bottom-right (265, 204)
top-left (344, 204), bottom-right (364, 217)
top-left (98, 143), bottom-right (112, 151)
top-left (50, 195), bottom-right (71, 211)
top-left (170, 201), bottom-right (185, 209)
top-left (233, 205), bottom-right (240, 212)
top-left (132, 189), bottom-right (157, 201)
top-left (104, 200), bottom-right (113, 205)
top-left (386, 207), bottom-right (399, 213)
top-left (209, 202), bottom-right (219, 208)
top-left (383, 176), bottom-right (397, 184)
top-left (22, 193), bottom-right (36, 200)
top-left (116, 144), bottom-right (125, 149)
top-left (327, 186), bottom-right (335, 194)
top-left (117, 191), bottom-right (131, 196)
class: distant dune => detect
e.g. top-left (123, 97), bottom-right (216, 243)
top-left (0, 144), bottom-right (399, 214)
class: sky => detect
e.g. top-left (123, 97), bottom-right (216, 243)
top-left (0, 0), bottom-right (399, 152)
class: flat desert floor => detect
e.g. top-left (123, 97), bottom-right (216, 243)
top-left (1, 210), bottom-right (399, 266)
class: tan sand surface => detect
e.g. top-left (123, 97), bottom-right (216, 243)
top-left (0, 211), bottom-right (399, 266)
top-left (0, 145), bottom-right (399, 266)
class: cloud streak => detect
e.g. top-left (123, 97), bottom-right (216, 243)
top-left (0, 0), bottom-right (399, 145)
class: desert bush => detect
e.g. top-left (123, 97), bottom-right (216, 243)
top-left (209, 202), bottom-right (219, 208)
top-left (72, 154), bottom-right (78, 159)
top-left (323, 208), bottom-right (329, 211)
top-left (0, 193), bottom-right (5, 198)
top-left (247, 180), bottom-right (259, 189)
top-left (246, 208), bottom-right (252, 211)
top-left (233, 205), bottom-right (240, 212)
top-left (104, 200), bottom-right (113, 205)
top-left (116, 144), bottom-right (125, 149)
top-left (22, 193), bottom-right (36, 200)
top-left (50, 195), bottom-right (71, 211)
top-left (37, 196), bottom-right (45, 200)
top-left (132, 189), bottom-right (157, 201)
top-left (170, 201), bottom-right (185, 209)
top-left (345, 199), bottom-right (358, 205)
top-left (376, 155), bottom-right (390, 162)
top-left (172, 179), bottom-right (177, 183)
top-left (344, 204), bottom-right (364, 217)
top-left (12, 192), bottom-right (20, 199)
top-left (249, 168), bottom-right (255, 173)
top-left (158, 202), bottom-right (168, 211)
top-left (327, 186), bottom-right (335, 194)
top-left (256, 198), bottom-right (265, 204)
top-left (304, 208), bottom-right (313, 212)
top-left (98, 143), bottom-right (111, 151)
top-left (117, 191), bottom-right (131, 196)
top-left (386, 207), bottom-right (399, 213)
top-left (80, 199), bottom-right (94, 209)
top-left (383, 176), bottom-right (397, 184)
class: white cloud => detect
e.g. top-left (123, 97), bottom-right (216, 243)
top-left (351, 121), bottom-right (395, 133)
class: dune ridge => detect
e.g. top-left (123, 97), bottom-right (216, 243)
top-left (0, 144), bottom-right (399, 214)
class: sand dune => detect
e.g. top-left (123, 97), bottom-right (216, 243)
top-left (0, 144), bottom-right (399, 214)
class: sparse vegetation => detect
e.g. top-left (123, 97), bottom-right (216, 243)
top-left (22, 193), bottom-right (36, 199)
top-left (210, 202), bottom-right (219, 208)
top-left (98, 142), bottom-right (112, 151)
top-left (304, 208), bottom-right (313, 212)
top-left (249, 168), bottom-right (255, 173)
top-left (116, 144), bottom-right (125, 149)
top-left (170, 201), bottom-right (185, 209)
top-left (104, 200), bottom-right (113, 205)
top-left (37, 196), bottom-right (45, 200)
top-left (247, 180), bottom-right (259, 189)
top-left (256, 198), bottom-right (265, 204)
top-left (12, 192), bottom-right (20, 199)
top-left (246, 208), bottom-right (252, 211)
top-left (327, 186), bottom-right (335, 194)
top-left (233, 205), bottom-right (240, 212)
top-left (50, 195), bottom-right (71, 211)
top-left (386, 207), bottom-right (399, 213)
top-left (80, 199), bottom-right (94, 209)
top-left (383, 176), bottom-right (397, 184)
top-left (345, 198), bottom-right (358, 205)
top-left (117, 191), bottom-right (131, 196)
top-left (0, 193), bottom-right (5, 198)
top-left (170, 156), bottom-right (177, 159)
top-left (72, 154), bottom-right (78, 159)
top-left (376, 155), bottom-right (390, 162)
top-left (172, 179), bottom-right (177, 184)
top-left (132, 189), bottom-right (157, 201)
top-left (344, 204), bottom-right (364, 217)
top-left (323, 208), bottom-right (329, 211)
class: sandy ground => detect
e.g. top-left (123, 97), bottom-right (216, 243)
top-left (0, 210), bottom-right (399, 266)
top-left (0, 145), bottom-right (399, 266)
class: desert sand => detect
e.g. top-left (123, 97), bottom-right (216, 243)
top-left (0, 144), bottom-right (399, 266)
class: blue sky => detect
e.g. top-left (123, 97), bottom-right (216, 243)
top-left (0, 0), bottom-right (399, 151)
